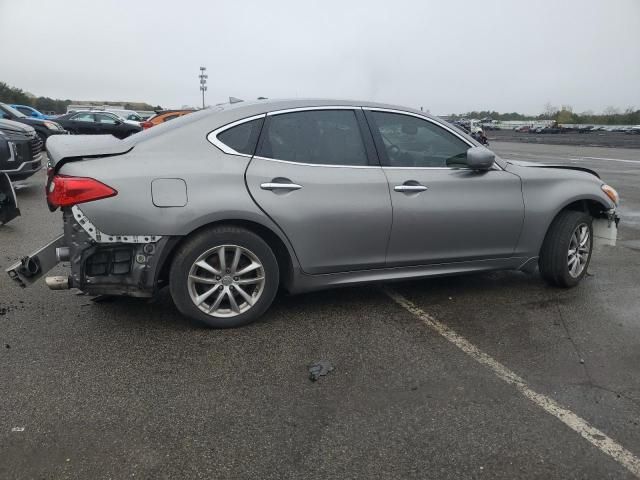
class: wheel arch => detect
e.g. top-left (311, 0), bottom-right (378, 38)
top-left (155, 218), bottom-right (297, 292)
top-left (554, 196), bottom-right (611, 220)
top-left (539, 197), bottom-right (610, 255)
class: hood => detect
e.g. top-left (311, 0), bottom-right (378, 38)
top-left (47, 134), bottom-right (132, 169)
top-left (15, 116), bottom-right (47, 126)
top-left (0, 118), bottom-right (36, 135)
top-left (506, 159), bottom-right (600, 179)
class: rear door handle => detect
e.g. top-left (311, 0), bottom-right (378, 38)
top-left (260, 182), bottom-right (302, 191)
top-left (394, 185), bottom-right (428, 193)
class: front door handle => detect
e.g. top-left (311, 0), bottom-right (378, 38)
top-left (260, 182), bottom-right (302, 191)
top-left (394, 184), bottom-right (428, 193)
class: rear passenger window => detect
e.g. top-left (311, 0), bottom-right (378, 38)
top-left (257, 110), bottom-right (368, 166)
top-left (216, 118), bottom-right (264, 156)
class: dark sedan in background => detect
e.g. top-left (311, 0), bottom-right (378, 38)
top-left (55, 111), bottom-right (141, 138)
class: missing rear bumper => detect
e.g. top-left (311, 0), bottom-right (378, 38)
top-left (6, 209), bottom-right (175, 297)
top-left (6, 235), bottom-right (65, 287)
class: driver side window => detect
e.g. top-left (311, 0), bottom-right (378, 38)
top-left (369, 111), bottom-right (469, 168)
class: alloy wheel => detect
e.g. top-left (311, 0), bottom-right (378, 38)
top-left (567, 223), bottom-right (591, 278)
top-left (187, 244), bottom-right (265, 318)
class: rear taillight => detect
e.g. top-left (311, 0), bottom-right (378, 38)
top-left (47, 175), bottom-right (117, 208)
top-left (141, 121), bottom-right (153, 129)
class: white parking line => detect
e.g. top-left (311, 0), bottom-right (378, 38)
top-left (386, 289), bottom-right (640, 478)
top-left (497, 151), bottom-right (640, 164)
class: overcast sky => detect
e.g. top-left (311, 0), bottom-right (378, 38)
top-left (1, 0), bottom-right (639, 114)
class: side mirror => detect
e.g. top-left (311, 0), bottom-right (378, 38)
top-left (114, 119), bottom-right (122, 125)
top-left (465, 146), bottom-right (495, 170)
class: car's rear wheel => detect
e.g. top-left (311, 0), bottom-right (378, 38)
top-left (539, 210), bottom-right (593, 288)
top-left (169, 226), bottom-right (279, 328)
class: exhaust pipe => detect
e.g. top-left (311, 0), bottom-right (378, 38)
top-left (56, 247), bottom-right (70, 262)
top-left (45, 276), bottom-right (71, 290)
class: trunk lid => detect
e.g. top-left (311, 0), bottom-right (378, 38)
top-left (47, 134), bottom-right (133, 170)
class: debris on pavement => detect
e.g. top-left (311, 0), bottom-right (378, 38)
top-left (11, 427), bottom-right (24, 432)
top-left (308, 360), bottom-right (334, 382)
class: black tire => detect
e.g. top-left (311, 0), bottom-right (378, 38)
top-left (169, 225), bottom-right (279, 328)
top-left (539, 210), bottom-right (593, 288)
top-left (37, 132), bottom-right (47, 147)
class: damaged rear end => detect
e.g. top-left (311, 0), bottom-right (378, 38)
top-left (6, 134), bottom-right (173, 296)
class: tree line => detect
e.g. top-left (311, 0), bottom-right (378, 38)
top-left (0, 81), bottom-right (158, 114)
top-left (449, 104), bottom-right (640, 125)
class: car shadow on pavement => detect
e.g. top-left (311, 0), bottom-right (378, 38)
top-left (83, 269), bottom-right (561, 334)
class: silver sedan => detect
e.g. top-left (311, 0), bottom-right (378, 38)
top-left (7, 99), bottom-right (620, 328)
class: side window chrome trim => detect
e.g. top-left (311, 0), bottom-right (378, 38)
top-left (382, 166), bottom-right (461, 171)
top-left (206, 113), bottom-right (266, 157)
top-left (267, 105), bottom-right (358, 116)
top-left (253, 156), bottom-right (381, 169)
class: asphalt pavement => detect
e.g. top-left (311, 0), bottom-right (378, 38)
top-left (1, 142), bottom-right (639, 479)
top-left (489, 130), bottom-right (640, 149)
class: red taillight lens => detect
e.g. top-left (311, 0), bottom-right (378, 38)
top-left (47, 175), bottom-right (117, 208)
top-left (141, 121), bottom-right (153, 129)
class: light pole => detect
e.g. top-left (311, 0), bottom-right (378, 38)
top-left (199, 67), bottom-right (208, 109)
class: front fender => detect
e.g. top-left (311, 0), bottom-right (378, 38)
top-left (509, 164), bottom-right (615, 257)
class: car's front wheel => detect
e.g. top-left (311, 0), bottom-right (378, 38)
top-left (539, 210), bottom-right (593, 288)
top-left (169, 226), bottom-right (279, 328)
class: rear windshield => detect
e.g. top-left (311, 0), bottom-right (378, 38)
top-left (122, 107), bottom-right (218, 144)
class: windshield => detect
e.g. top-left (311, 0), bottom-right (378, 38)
top-left (0, 103), bottom-right (27, 118)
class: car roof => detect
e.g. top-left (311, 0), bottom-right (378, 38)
top-left (212, 98), bottom-right (437, 120)
top-left (126, 97), bottom-right (486, 161)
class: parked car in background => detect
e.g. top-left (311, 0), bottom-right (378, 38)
top-left (7, 99), bottom-right (620, 329)
top-left (9, 104), bottom-right (55, 120)
top-left (514, 125), bottom-right (531, 132)
top-left (0, 103), bottom-right (67, 145)
top-left (141, 109), bottom-right (195, 129)
top-left (87, 110), bottom-right (141, 127)
top-left (54, 111), bottom-right (141, 138)
top-left (0, 119), bottom-right (44, 181)
top-left (105, 109), bottom-right (143, 122)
